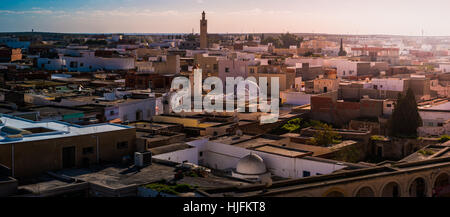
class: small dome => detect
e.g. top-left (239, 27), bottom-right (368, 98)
top-left (236, 153), bottom-right (267, 175)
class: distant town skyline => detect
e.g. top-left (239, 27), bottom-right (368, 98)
top-left (1, 0), bottom-right (450, 36)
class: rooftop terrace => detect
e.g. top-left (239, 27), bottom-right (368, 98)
top-left (0, 114), bottom-right (132, 144)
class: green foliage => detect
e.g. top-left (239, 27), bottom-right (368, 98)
top-left (303, 51), bottom-right (314, 57)
top-left (144, 183), bottom-right (194, 195)
top-left (71, 39), bottom-right (82, 44)
top-left (370, 135), bottom-right (386, 141)
top-left (335, 146), bottom-right (361, 163)
top-left (278, 33), bottom-right (303, 48)
top-left (84, 39), bottom-right (107, 46)
top-left (261, 36), bottom-right (282, 48)
top-left (282, 118), bottom-right (303, 133)
top-left (185, 171), bottom-right (199, 177)
top-left (439, 135), bottom-right (450, 143)
top-left (309, 123), bottom-right (341, 147)
top-left (388, 88), bottom-right (422, 137)
top-left (260, 33), bottom-right (303, 48)
top-left (308, 120), bottom-right (329, 129)
top-left (185, 34), bottom-right (197, 41)
top-left (418, 149), bottom-right (435, 156)
top-left (303, 51), bottom-right (322, 57)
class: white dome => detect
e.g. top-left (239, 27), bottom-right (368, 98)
top-left (236, 153), bottom-right (267, 175)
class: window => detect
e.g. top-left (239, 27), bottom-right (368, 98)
top-left (110, 110), bottom-right (115, 116)
top-left (316, 173), bottom-right (322, 176)
top-left (117, 141), bottom-right (129, 149)
top-left (386, 104), bottom-right (392, 108)
top-left (80, 63), bottom-right (84, 67)
top-left (438, 123), bottom-right (444, 127)
top-left (199, 151), bottom-right (203, 157)
top-left (303, 171), bottom-right (311, 177)
top-left (225, 67), bottom-right (230, 73)
top-left (70, 61), bottom-right (77, 68)
top-left (83, 147), bottom-right (94, 155)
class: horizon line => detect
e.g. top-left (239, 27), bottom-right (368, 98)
top-left (0, 31), bottom-right (447, 38)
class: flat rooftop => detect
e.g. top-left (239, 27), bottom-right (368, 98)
top-left (0, 114), bottom-right (132, 144)
top-left (50, 161), bottom-right (249, 191)
top-left (251, 144), bottom-right (312, 158)
top-left (419, 101), bottom-right (450, 111)
top-left (30, 106), bottom-right (84, 117)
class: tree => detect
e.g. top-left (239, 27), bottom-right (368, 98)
top-left (388, 88), bottom-right (422, 137)
top-left (84, 39), bottom-right (107, 46)
top-left (309, 123), bottom-right (341, 147)
top-left (185, 34), bottom-right (196, 41)
top-left (261, 36), bottom-right (282, 48)
top-left (334, 145), bottom-right (361, 163)
top-left (282, 118), bottom-right (303, 133)
top-left (303, 51), bottom-right (314, 57)
top-left (278, 33), bottom-right (303, 48)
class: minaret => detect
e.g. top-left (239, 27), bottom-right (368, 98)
top-left (338, 38), bottom-right (347, 56)
top-left (200, 11), bottom-right (208, 49)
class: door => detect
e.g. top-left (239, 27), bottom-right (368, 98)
top-left (377, 146), bottom-right (383, 159)
top-left (62, 147), bottom-right (76, 169)
top-left (136, 110), bottom-right (143, 121)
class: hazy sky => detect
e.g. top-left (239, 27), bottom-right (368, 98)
top-left (1, 0), bottom-right (449, 36)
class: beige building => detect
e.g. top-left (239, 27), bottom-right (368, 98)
top-left (0, 115), bottom-right (136, 178)
top-left (305, 78), bottom-right (340, 94)
top-left (194, 54), bottom-right (219, 77)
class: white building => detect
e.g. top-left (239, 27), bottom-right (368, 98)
top-left (37, 50), bottom-right (135, 72)
top-left (326, 60), bottom-right (370, 78)
top-left (439, 63), bottom-right (450, 73)
top-left (285, 57), bottom-right (324, 67)
top-left (243, 45), bottom-right (269, 53)
top-left (364, 78), bottom-right (405, 91)
top-left (418, 102), bottom-right (450, 137)
top-left (153, 137), bottom-right (349, 179)
top-left (24, 92), bottom-right (156, 122)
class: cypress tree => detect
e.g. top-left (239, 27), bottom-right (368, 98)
top-left (388, 88), bottom-right (422, 137)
